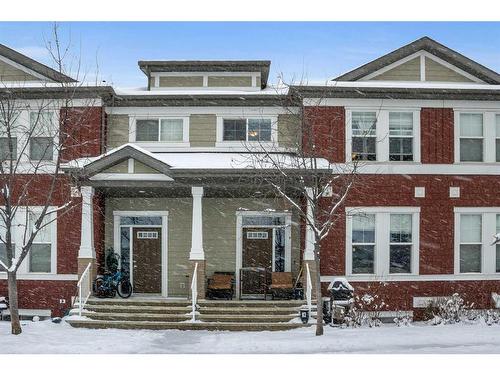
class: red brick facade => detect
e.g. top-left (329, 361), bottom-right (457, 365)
top-left (421, 108), bottom-right (454, 164)
top-left (303, 106), bottom-right (345, 162)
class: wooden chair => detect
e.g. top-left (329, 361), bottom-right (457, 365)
top-left (269, 272), bottom-right (294, 300)
top-left (206, 273), bottom-right (234, 300)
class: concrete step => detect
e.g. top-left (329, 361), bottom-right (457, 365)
top-left (198, 306), bottom-right (300, 315)
top-left (199, 314), bottom-right (295, 323)
top-left (85, 305), bottom-right (191, 314)
top-left (86, 298), bottom-right (189, 307)
top-left (200, 300), bottom-right (305, 308)
top-left (67, 319), bottom-right (309, 331)
top-left (81, 311), bottom-right (190, 322)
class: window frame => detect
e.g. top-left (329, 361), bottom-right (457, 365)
top-left (389, 213), bottom-right (414, 274)
top-left (216, 116), bottom-right (278, 148)
top-left (346, 207), bottom-right (420, 277)
top-left (0, 206), bottom-right (57, 276)
top-left (388, 112), bottom-right (415, 162)
top-left (346, 109), bottom-right (420, 163)
top-left (131, 116), bottom-right (190, 149)
top-left (453, 208), bottom-right (500, 275)
top-left (350, 213), bottom-right (376, 274)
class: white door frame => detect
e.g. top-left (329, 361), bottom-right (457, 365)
top-left (113, 210), bottom-right (169, 297)
top-left (235, 211), bottom-right (292, 299)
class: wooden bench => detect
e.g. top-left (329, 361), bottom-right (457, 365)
top-left (269, 272), bottom-right (294, 300)
top-left (0, 308), bottom-right (51, 321)
top-left (207, 273), bottom-right (234, 300)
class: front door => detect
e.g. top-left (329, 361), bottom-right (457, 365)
top-left (241, 228), bottom-right (273, 295)
top-left (132, 227), bottom-right (162, 293)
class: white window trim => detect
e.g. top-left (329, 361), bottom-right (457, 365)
top-left (216, 115), bottom-right (278, 149)
top-left (0, 206), bottom-right (58, 276)
top-left (454, 207), bottom-right (500, 275)
top-left (130, 116), bottom-right (190, 149)
top-left (346, 108), bottom-right (420, 163)
top-left (346, 207), bottom-right (420, 277)
top-left (454, 110), bottom-right (500, 164)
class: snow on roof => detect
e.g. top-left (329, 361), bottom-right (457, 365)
top-left (113, 85), bottom-right (288, 96)
top-left (62, 144), bottom-right (331, 171)
top-left (302, 80), bottom-right (500, 90)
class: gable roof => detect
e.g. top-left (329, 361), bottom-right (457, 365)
top-left (333, 36), bottom-right (500, 84)
top-left (80, 144), bottom-right (173, 178)
top-left (0, 43), bottom-right (77, 83)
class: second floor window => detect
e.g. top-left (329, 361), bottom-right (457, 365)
top-left (496, 115), bottom-right (500, 162)
top-left (0, 137), bottom-right (17, 160)
top-left (351, 112), bottom-right (376, 160)
top-left (136, 118), bottom-right (184, 142)
top-left (459, 113), bottom-right (483, 162)
top-left (30, 112), bottom-right (54, 161)
top-left (389, 112), bottom-right (413, 161)
top-left (222, 118), bottom-right (272, 142)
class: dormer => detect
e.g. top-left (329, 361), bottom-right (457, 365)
top-left (138, 60), bottom-right (270, 91)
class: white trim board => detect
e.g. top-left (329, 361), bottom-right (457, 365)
top-left (320, 274), bottom-right (500, 282)
top-left (113, 210), bottom-right (169, 297)
top-left (303, 98), bottom-right (500, 109)
top-left (106, 107), bottom-right (297, 116)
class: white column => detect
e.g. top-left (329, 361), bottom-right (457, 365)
top-left (189, 186), bottom-right (204, 260)
top-left (78, 186), bottom-right (95, 259)
top-left (304, 187), bottom-right (315, 261)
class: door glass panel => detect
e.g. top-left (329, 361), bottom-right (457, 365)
top-left (120, 216), bottom-right (162, 226)
top-left (274, 228), bottom-right (285, 272)
top-left (120, 227), bottom-right (131, 275)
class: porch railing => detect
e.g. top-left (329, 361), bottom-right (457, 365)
top-left (190, 262), bottom-right (198, 322)
top-left (305, 263), bottom-right (312, 319)
top-left (76, 262), bottom-right (92, 317)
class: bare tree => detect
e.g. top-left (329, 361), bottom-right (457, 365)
top-left (243, 76), bottom-right (359, 336)
top-left (0, 24), bottom-right (101, 334)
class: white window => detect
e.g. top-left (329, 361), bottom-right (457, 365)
top-left (496, 115), bottom-right (500, 162)
top-left (0, 137), bottom-right (17, 160)
top-left (0, 222), bottom-right (12, 271)
top-left (347, 109), bottom-right (420, 162)
top-left (458, 214), bottom-right (482, 273)
top-left (134, 117), bottom-right (189, 144)
top-left (28, 211), bottom-right (54, 273)
top-left (389, 112), bottom-right (414, 161)
top-left (351, 112), bottom-right (377, 161)
top-left (351, 214), bottom-right (376, 274)
top-left (389, 214), bottom-right (413, 273)
top-left (459, 113), bottom-right (483, 162)
top-left (29, 112), bottom-right (55, 161)
top-left (347, 208), bottom-right (419, 277)
top-left (454, 208), bottom-right (500, 274)
top-left (221, 118), bottom-right (273, 142)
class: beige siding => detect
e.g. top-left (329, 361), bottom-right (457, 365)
top-left (103, 160), bottom-right (129, 173)
top-left (0, 60), bottom-right (39, 82)
top-left (189, 114), bottom-right (217, 147)
top-left (107, 115), bottom-right (130, 149)
top-left (207, 76), bottom-right (253, 87)
top-left (425, 57), bottom-right (474, 82)
top-left (104, 197), bottom-right (302, 297)
top-left (278, 114), bottom-right (300, 148)
top-left (134, 160), bottom-right (160, 174)
top-left (370, 57), bottom-right (421, 81)
top-left (159, 76), bottom-right (204, 87)
top-left (104, 197), bottom-right (193, 297)
top-left (203, 198), bottom-right (301, 278)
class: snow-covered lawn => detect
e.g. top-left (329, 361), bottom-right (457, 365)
top-left (1, 319), bottom-right (500, 354)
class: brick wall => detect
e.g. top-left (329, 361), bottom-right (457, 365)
top-left (421, 108), bottom-right (454, 164)
top-left (303, 106), bottom-right (345, 162)
top-left (60, 106), bottom-right (103, 161)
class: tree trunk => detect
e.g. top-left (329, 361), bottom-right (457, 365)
top-left (314, 242), bottom-right (323, 336)
top-left (7, 271), bottom-right (22, 335)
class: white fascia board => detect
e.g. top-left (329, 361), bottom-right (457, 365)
top-left (105, 106), bottom-right (298, 116)
top-left (303, 98), bottom-right (500, 110)
top-left (331, 162), bottom-right (500, 175)
top-left (90, 173), bottom-right (174, 181)
top-left (345, 206), bottom-right (420, 214)
top-left (320, 274), bottom-right (500, 282)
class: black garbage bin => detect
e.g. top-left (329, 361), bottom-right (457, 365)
top-left (326, 278), bottom-right (354, 324)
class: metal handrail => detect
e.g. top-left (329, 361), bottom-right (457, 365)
top-left (76, 262), bottom-right (92, 317)
top-left (190, 262), bottom-right (198, 322)
top-left (306, 263), bottom-right (312, 319)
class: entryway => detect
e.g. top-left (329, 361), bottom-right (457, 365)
top-left (236, 212), bottom-right (292, 299)
top-left (113, 211), bottom-right (169, 297)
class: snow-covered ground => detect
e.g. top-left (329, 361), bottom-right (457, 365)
top-left (1, 319), bottom-right (500, 354)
